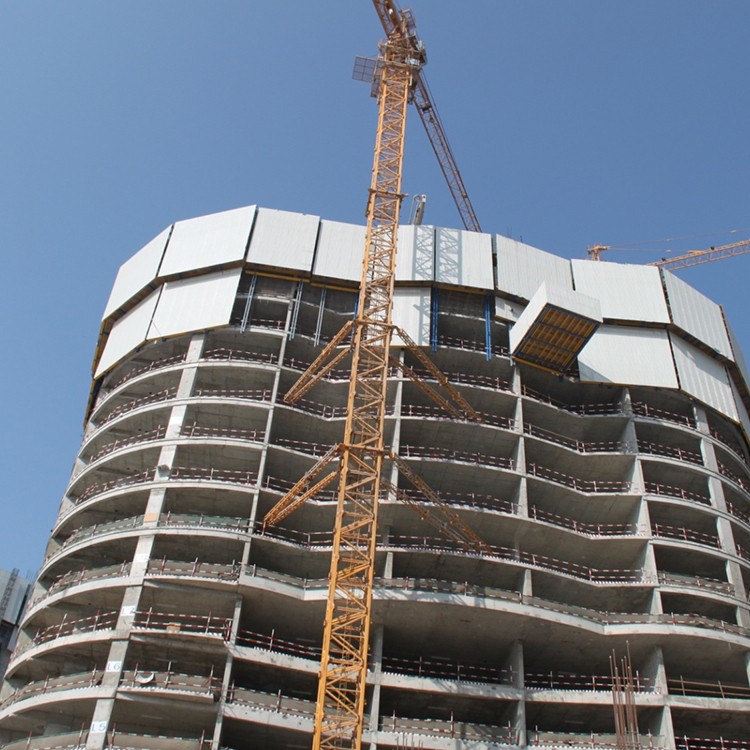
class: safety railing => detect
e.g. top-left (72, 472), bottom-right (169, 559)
top-left (48, 516), bottom-right (144, 561)
top-left (72, 469), bottom-right (156, 505)
top-left (272, 437), bottom-right (333, 457)
top-left (202, 347), bottom-right (276, 366)
top-left (658, 571), bottom-right (735, 597)
top-left (436, 333), bottom-right (510, 358)
top-left (710, 425), bottom-right (749, 465)
top-left (146, 558), bottom-right (240, 582)
top-left (96, 388), bottom-right (176, 426)
top-left (0, 729), bottom-right (209, 750)
top-left (522, 385), bottom-right (625, 416)
top-left (0, 731), bottom-right (90, 750)
top-left (31, 610), bottom-right (118, 649)
top-left (168, 465), bottom-right (257, 486)
top-left (400, 444), bottom-right (516, 470)
top-left (283, 356), bottom-right (350, 381)
top-left (652, 523), bottom-right (721, 548)
top-left (236, 627), bottom-right (322, 660)
top-left (718, 461), bottom-right (750, 493)
top-left (529, 731), bottom-right (663, 748)
top-left (401, 402), bottom-right (515, 430)
top-left (119, 667), bottom-right (221, 697)
top-left (108, 353), bottom-right (188, 391)
top-left (131, 609), bottom-right (231, 639)
top-left (529, 505), bottom-right (641, 537)
top-left (525, 669), bottom-right (650, 692)
top-left (280, 396), bottom-right (348, 419)
top-left (157, 512), bottom-right (250, 532)
top-left (0, 669), bottom-right (104, 710)
top-left (393, 487), bottom-right (518, 516)
top-left (243, 315), bottom-right (286, 331)
top-left (632, 401), bottom-right (696, 428)
top-left (644, 481), bottom-right (711, 506)
top-left (638, 440), bottom-right (703, 466)
top-left (225, 685), bottom-right (314, 717)
top-left (528, 464), bottom-right (632, 494)
top-left (262, 473), bottom-right (337, 500)
top-left (241, 565), bottom-right (750, 640)
top-left (407, 365), bottom-right (514, 394)
top-left (668, 675), bottom-right (750, 699)
top-left (31, 564), bottom-right (132, 607)
top-left (380, 654), bottom-right (513, 685)
top-left (179, 423), bottom-right (265, 444)
top-left (193, 386), bottom-right (273, 403)
top-left (726, 501), bottom-right (750, 529)
top-left (676, 738), bottom-right (750, 750)
top-left (381, 713), bottom-right (516, 744)
top-left (525, 422), bottom-right (631, 453)
top-left (89, 426), bottom-right (167, 463)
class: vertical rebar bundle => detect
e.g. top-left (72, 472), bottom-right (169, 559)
top-left (611, 645), bottom-right (641, 749)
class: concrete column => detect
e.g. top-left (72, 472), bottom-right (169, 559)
top-left (367, 624), bottom-right (385, 749)
top-left (213, 595), bottom-right (244, 749)
top-left (507, 640), bottom-right (525, 746)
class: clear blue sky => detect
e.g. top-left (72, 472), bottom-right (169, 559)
top-left (2, 1), bottom-right (749, 575)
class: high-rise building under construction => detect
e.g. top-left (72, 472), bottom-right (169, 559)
top-left (2, 204), bottom-right (750, 750)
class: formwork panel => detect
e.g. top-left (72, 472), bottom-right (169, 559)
top-left (96, 289), bottom-right (161, 377)
top-left (247, 207), bottom-right (319, 272)
top-left (147, 268), bottom-right (242, 340)
top-left (392, 288), bottom-right (431, 347)
top-left (495, 236), bottom-right (573, 301)
top-left (578, 326), bottom-right (678, 387)
top-left (396, 225), bottom-right (434, 282)
top-left (662, 270), bottom-right (732, 358)
top-left (312, 220), bottom-right (366, 283)
top-left (571, 260), bottom-right (670, 323)
top-left (102, 226), bottom-right (170, 320)
top-left (435, 228), bottom-right (493, 290)
top-left (159, 205), bottom-right (256, 278)
top-left (670, 334), bottom-right (738, 421)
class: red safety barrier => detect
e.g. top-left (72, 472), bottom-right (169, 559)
top-left (401, 444), bottom-right (515, 470)
top-left (202, 348), bottom-right (276, 365)
top-left (74, 469), bottom-right (156, 505)
top-left (652, 523), bottom-right (720, 548)
top-left (526, 423), bottom-right (631, 453)
top-left (109, 353), bottom-right (187, 390)
top-left (638, 439), bottom-right (703, 466)
top-left (132, 609), bottom-right (231, 639)
top-left (168, 466), bottom-right (257, 486)
top-left (644, 481), bottom-right (711, 505)
top-left (632, 401), bottom-right (696, 428)
top-left (528, 463), bottom-right (632, 494)
top-left (97, 388), bottom-right (176, 425)
top-left (89, 426), bottom-right (166, 463)
top-left (194, 387), bottom-right (272, 402)
top-left (180, 423), bottom-right (265, 443)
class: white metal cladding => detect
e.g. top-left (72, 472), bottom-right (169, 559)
top-left (495, 236), bottom-right (573, 301)
top-left (571, 260), bottom-right (670, 323)
top-left (396, 225), bottom-right (434, 282)
top-left (246, 208), bottom-right (319, 272)
top-left (158, 205), bottom-right (256, 278)
top-left (312, 220), bottom-right (366, 283)
top-left (726, 319), bottom-right (750, 388)
top-left (102, 226), bottom-right (170, 320)
top-left (730, 378), bottom-right (750, 439)
top-left (670, 334), bottom-right (738, 421)
top-left (147, 268), bottom-right (242, 341)
top-left (662, 270), bottom-right (732, 359)
top-left (578, 326), bottom-right (678, 388)
top-left (392, 288), bottom-right (431, 347)
top-left (494, 295), bottom-right (524, 323)
top-left (434, 228), bottom-right (493, 289)
top-left (95, 289), bottom-right (161, 378)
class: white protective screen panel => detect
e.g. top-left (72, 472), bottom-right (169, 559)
top-left (495, 236), bottom-right (573, 300)
top-left (392, 288), bottom-right (431, 347)
top-left (247, 208), bottom-right (319, 272)
top-left (147, 268), bottom-right (242, 340)
top-left (662, 270), bottom-right (732, 358)
top-left (96, 289), bottom-right (161, 377)
top-left (730, 378), bottom-right (750, 438)
top-left (578, 326), bottom-right (678, 388)
top-left (102, 227), bottom-right (170, 320)
top-left (159, 205), bottom-right (256, 277)
top-left (396, 225), bottom-right (434, 282)
top-left (571, 260), bottom-right (670, 323)
top-left (435, 228), bottom-right (494, 289)
top-left (313, 220), bottom-right (366, 282)
top-left (726, 319), bottom-right (750, 389)
top-left (670, 334), bottom-right (738, 420)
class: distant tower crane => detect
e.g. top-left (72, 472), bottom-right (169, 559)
top-left (262, 2), bottom-right (484, 750)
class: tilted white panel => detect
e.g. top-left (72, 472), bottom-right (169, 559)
top-left (730, 378), bottom-right (750, 438)
top-left (102, 227), bottom-right (170, 320)
top-left (670, 334), bottom-right (738, 420)
top-left (571, 260), bottom-right (669, 323)
top-left (313, 220), bottom-right (366, 283)
top-left (96, 289), bottom-right (161, 377)
top-left (159, 205), bottom-right (256, 277)
top-left (247, 207), bottom-right (319, 272)
top-left (147, 268), bottom-right (242, 340)
top-left (578, 326), bottom-right (678, 388)
top-left (662, 270), bottom-right (732, 358)
top-left (495, 236), bottom-right (573, 300)
top-left (392, 288), bottom-right (431, 347)
top-left (435, 228), bottom-right (494, 289)
top-left (726, 319), bottom-right (750, 389)
top-left (396, 225), bottom-right (434, 282)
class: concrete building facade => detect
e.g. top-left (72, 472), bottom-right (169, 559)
top-left (2, 205), bottom-right (750, 749)
top-left (0, 570), bottom-right (31, 685)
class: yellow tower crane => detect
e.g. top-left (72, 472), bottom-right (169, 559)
top-left (262, 3), bottom-right (484, 750)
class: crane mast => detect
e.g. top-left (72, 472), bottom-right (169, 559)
top-left (312, 16), bottom-right (423, 750)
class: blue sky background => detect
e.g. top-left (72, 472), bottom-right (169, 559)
top-left (2, 1), bottom-right (749, 575)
